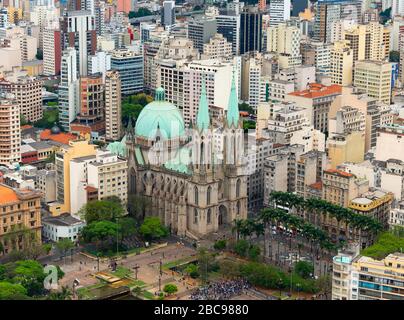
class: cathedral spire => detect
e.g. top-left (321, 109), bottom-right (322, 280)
top-left (196, 75), bottom-right (210, 131)
top-left (227, 68), bottom-right (239, 128)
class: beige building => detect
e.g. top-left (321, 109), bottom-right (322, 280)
top-left (105, 70), bottom-right (122, 141)
top-left (327, 131), bottom-right (366, 169)
top-left (375, 124), bottom-right (404, 162)
top-left (0, 94), bottom-right (21, 166)
top-left (330, 41), bottom-right (353, 86)
top-left (354, 60), bottom-right (393, 104)
top-left (202, 33), bottom-right (232, 60)
top-left (267, 22), bottom-right (302, 68)
top-left (0, 184), bottom-right (42, 256)
top-left (349, 189), bottom-right (393, 229)
top-left (0, 71), bottom-right (43, 122)
top-left (50, 140), bottom-right (97, 216)
top-left (333, 249), bottom-right (404, 300)
top-left (343, 22), bottom-right (390, 63)
top-left (322, 169), bottom-right (369, 208)
top-left (286, 83), bottom-right (342, 133)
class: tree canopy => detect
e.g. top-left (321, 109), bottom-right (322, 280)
top-left (139, 217), bottom-right (168, 241)
top-left (80, 220), bottom-right (119, 244)
top-left (0, 281), bottom-right (28, 300)
top-left (79, 200), bottom-right (125, 224)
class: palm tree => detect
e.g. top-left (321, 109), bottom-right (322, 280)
top-left (232, 219), bottom-right (244, 241)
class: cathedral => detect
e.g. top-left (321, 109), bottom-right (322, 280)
top-left (126, 73), bottom-right (248, 238)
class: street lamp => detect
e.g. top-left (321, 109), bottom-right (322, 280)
top-left (278, 278), bottom-right (283, 299)
top-left (296, 283), bottom-right (301, 300)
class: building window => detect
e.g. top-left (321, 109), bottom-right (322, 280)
top-left (194, 209), bottom-right (198, 224)
top-left (207, 209), bottom-right (211, 224)
top-left (207, 186), bottom-right (212, 205)
top-left (236, 179), bottom-right (241, 198)
top-left (194, 186), bottom-right (199, 205)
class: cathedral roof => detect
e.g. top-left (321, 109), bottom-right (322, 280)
top-left (135, 87), bottom-right (185, 140)
top-left (196, 76), bottom-right (210, 130)
top-left (163, 147), bottom-right (191, 175)
top-left (107, 135), bottom-right (127, 158)
top-left (227, 70), bottom-right (239, 127)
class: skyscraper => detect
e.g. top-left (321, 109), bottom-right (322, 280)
top-left (105, 70), bottom-right (122, 141)
top-left (216, 14), bottom-right (240, 55)
top-left (111, 49), bottom-right (143, 96)
top-left (187, 17), bottom-right (217, 53)
top-left (60, 10), bottom-right (96, 77)
top-left (161, 0), bottom-right (175, 28)
top-left (0, 94), bottom-right (20, 166)
top-left (269, 0), bottom-right (291, 26)
top-left (58, 47), bottom-right (79, 131)
top-left (240, 6), bottom-right (263, 54)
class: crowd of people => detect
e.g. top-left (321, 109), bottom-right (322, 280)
top-left (190, 279), bottom-right (251, 300)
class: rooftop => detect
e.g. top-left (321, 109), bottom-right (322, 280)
top-left (0, 184), bottom-right (18, 205)
top-left (40, 129), bottom-right (78, 145)
top-left (42, 213), bottom-right (84, 227)
top-left (288, 83), bottom-right (342, 99)
top-left (324, 169), bottom-right (354, 178)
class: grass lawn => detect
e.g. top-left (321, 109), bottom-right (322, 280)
top-left (112, 266), bottom-right (132, 278)
top-left (142, 290), bottom-right (155, 300)
top-left (126, 279), bottom-right (146, 288)
top-left (76, 282), bottom-right (106, 300)
top-left (163, 256), bottom-right (198, 270)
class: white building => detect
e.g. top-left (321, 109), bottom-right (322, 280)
top-left (58, 47), bottom-right (79, 131)
top-left (42, 213), bottom-right (86, 243)
top-left (88, 51), bottom-right (111, 80)
top-left (290, 126), bottom-right (326, 153)
top-left (375, 125), bottom-right (404, 162)
top-left (269, 0), bottom-right (291, 27)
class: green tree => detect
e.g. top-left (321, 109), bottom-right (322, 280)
top-left (128, 8), bottom-right (153, 19)
top-left (42, 243), bottom-right (52, 255)
top-left (10, 260), bottom-right (46, 296)
top-left (0, 281), bottom-right (28, 300)
top-left (197, 247), bottom-right (216, 284)
top-left (78, 200), bottom-right (125, 224)
top-left (46, 286), bottom-right (72, 300)
top-left (163, 283), bottom-right (178, 295)
top-left (234, 239), bottom-right (249, 257)
top-left (213, 239), bottom-right (227, 250)
top-left (239, 102), bottom-right (254, 114)
top-left (139, 217), bottom-right (168, 241)
top-left (20, 114), bottom-right (29, 126)
top-left (248, 245), bottom-right (261, 261)
top-left (55, 238), bottom-right (75, 264)
top-left (127, 194), bottom-right (151, 220)
top-left (184, 263), bottom-right (199, 278)
top-left (117, 217), bottom-right (137, 240)
top-left (80, 221), bottom-right (119, 245)
top-left (294, 261), bottom-right (314, 279)
top-left (390, 51), bottom-right (400, 63)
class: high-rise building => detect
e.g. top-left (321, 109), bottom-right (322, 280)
top-left (202, 33), bottom-right (233, 60)
top-left (60, 10), bottom-right (97, 76)
top-left (0, 94), bottom-right (20, 166)
top-left (50, 140), bottom-right (97, 216)
top-left (258, 0), bottom-right (266, 11)
top-left (0, 73), bottom-right (42, 123)
top-left (354, 60), bottom-right (393, 105)
top-left (187, 17), bottom-right (217, 53)
top-left (286, 83), bottom-right (342, 134)
top-left (43, 27), bottom-right (61, 75)
top-left (240, 6), bottom-right (263, 54)
top-left (75, 73), bottom-right (104, 131)
top-left (216, 14), bottom-right (240, 55)
top-left (111, 48), bottom-right (143, 95)
top-left (105, 70), bottom-right (122, 141)
top-left (269, 0), bottom-right (291, 26)
top-left (161, 0), bottom-right (175, 28)
top-left (267, 22), bottom-right (302, 68)
top-left (330, 41), bottom-right (353, 86)
top-left (58, 47), bottom-right (80, 131)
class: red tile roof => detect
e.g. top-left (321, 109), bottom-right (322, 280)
top-left (40, 129), bottom-right (78, 145)
top-left (324, 169), bottom-right (354, 177)
top-left (288, 83), bottom-right (342, 99)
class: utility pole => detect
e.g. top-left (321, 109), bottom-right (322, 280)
top-left (134, 264), bottom-right (139, 280)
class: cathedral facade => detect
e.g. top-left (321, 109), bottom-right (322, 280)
top-left (126, 74), bottom-right (248, 238)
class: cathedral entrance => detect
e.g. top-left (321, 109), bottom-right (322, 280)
top-left (218, 205), bottom-right (228, 227)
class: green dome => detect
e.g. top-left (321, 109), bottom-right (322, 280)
top-left (135, 88), bottom-right (185, 140)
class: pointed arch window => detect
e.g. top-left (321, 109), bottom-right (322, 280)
top-left (236, 179), bottom-right (241, 198)
top-left (207, 209), bottom-right (212, 224)
top-left (207, 186), bottom-right (212, 205)
top-left (237, 201), bottom-right (241, 215)
top-left (194, 186), bottom-right (199, 205)
top-left (194, 208), bottom-right (198, 224)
